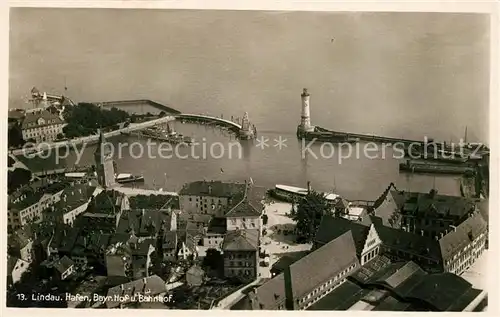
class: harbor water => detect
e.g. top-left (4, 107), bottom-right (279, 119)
top-left (9, 10), bottom-right (490, 200)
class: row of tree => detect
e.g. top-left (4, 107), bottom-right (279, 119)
top-left (62, 103), bottom-right (130, 138)
top-left (291, 190), bottom-right (333, 243)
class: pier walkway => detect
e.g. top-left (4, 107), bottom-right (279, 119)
top-left (176, 113), bottom-right (242, 130)
top-left (113, 186), bottom-right (178, 197)
top-left (32, 166), bottom-right (92, 177)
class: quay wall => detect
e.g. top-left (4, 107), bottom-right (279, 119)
top-left (99, 99), bottom-right (181, 115)
top-left (11, 116), bottom-right (176, 156)
top-left (175, 114), bottom-right (242, 131)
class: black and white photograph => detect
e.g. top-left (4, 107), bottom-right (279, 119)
top-left (5, 2), bottom-right (496, 313)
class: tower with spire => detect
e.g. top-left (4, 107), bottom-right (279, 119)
top-left (94, 130), bottom-right (116, 188)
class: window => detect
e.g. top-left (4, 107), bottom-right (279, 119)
top-left (189, 197), bottom-right (192, 202)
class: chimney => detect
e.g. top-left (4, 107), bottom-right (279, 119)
top-left (420, 230), bottom-right (424, 236)
top-left (307, 181), bottom-right (311, 193)
top-left (440, 232), bottom-right (445, 239)
top-left (450, 225), bottom-right (457, 232)
top-left (143, 277), bottom-right (147, 285)
top-left (208, 185), bottom-right (212, 195)
top-left (284, 265), bottom-right (294, 310)
top-left (120, 284), bottom-right (124, 291)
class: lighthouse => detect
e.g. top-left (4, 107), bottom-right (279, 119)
top-left (298, 88), bottom-right (314, 135)
top-left (238, 112), bottom-right (255, 140)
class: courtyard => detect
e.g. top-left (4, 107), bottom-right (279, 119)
top-left (259, 201), bottom-right (312, 278)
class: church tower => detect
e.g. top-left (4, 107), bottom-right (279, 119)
top-left (94, 130), bottom-right (116, 188)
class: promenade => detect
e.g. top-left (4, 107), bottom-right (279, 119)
top-left (11, 116), bottom-right (176, 156)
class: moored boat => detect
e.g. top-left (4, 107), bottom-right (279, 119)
top-left (115, 173), bottom-right (145, 184)
top-left (269, 184), bottom-right (339, 203)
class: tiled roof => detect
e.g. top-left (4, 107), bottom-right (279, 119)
top-left (314, 215), bottom-right (370, 256)
top-left (187, 265), bottom-right (205, 277)
top-left (116, 209), bottom-right (173, 237)
top-left (9, 229), bottom-right (32, 250)
top-left (405, 273), bottom-right (473, 311)
top-left (163, 231), bottom-right (178, 250)
top-left (130, 238), bottom-right (155, 256)
top-left (349, 255), bottom-right (392, 284)
top-left (371, 295), bottom-right (413, 311)
top-left (392, 190), bottom-right (477, 218)
top-left (222, 229), bottom-right (259, 251)
top-left (271, 251), bottom-right (309, 274)
top-left (477, 199), bottom-right (488, 223)
top-left (53, 256), bottom-right (74, 274)
top-left (372, 191), bottom-right (402, 228)
top-left (52, 184), bottom-right (96, 216)
top-left (225, 200), bottom-right (262, 217)
top-left (179, 180), bottom-right (246, 197)
top-left (307, 280), bottom-right (367, 310)
top-left (223, 183), bottom-right (266, 219)
top-left (52, 227), bottom-right (81, 253)
top-left (254, 230), bottom-right (358, 309)
top-left (372, 261), bottom-right (425, 289)
top-left (373, 221), bottom-right (443, 262)
top-left (7, 256), bottom-right (19, 274)
top-left (438, 212), bottom-right (487, 261)
top-left (21, 110), bottom-right (63, 129)
top-left (88, 190), bottom-right (126, 214)
top-left (106, 275), bottom-right (166, 308)
top-left (8, 190), bottom-right (45, 211)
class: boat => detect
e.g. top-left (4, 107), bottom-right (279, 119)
top-left (404, 147), bottom-right (469, 163)
top-left (269, 184), bottom-right (339, 203)
top-left (399, 160), bottom-right (475, 177)
top-left (115, 173), bottom-right (145, 184)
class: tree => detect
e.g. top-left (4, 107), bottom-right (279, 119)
top-left (8, 124), bottom-right (25, 148)
top-left (292, 189), bottom-right (332, 243)
top-left (8, 168), bottom-right (32, 194)
top-left (202, 249), bottom-right (223, 276)
top-left (8, 156), bottom-right (15, 167)
top-left (56, 133), bottom-right (65, 140)
top-left (262, 214), bottom-right (268, 226)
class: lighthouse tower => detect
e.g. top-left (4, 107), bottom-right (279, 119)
top-left (298, 88), bottom-right (314, 134)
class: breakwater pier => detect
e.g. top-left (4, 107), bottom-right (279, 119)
top-left (295, 88), bottom-right (488, 154)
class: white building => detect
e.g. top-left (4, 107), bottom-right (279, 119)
top-left (21, 109), bottom-right (65, 143)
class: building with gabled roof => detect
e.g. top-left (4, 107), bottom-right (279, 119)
top-left (373, 185), bottom-right (480, 239)
top-left (45, 184), bottom-right (101, 226)
top-left (222, 229), bottom-right (259, 282)
top-left (8, 181), bottom-right (67, 231)
top-left (178, 180), bottom-right (246, 216)
top-left (308, 254), bottom-right (486, 312)
top-left (21, 109), bottom-right (64, 143)
top-left (244, 229), bottom-right (359, 310)
top-left (116, 208), bottom-right (176, 238)
top-left (7, 256), bottom-right (30, 285)
top-left (105, 275), bottom-right (167, 308)
top-left (225, 184), bottom-right (265, 232)
top-left (53, 256), bottom-right (75, 280)
top-left (8, 228), bottom-right (34, 263)
top-left (314, 216), bottom-right (382, 266)
top-left (79, 189), bottom-right (129, 232)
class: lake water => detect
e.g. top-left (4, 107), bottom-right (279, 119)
top-left (9, 9), bottom-right (490, 200)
